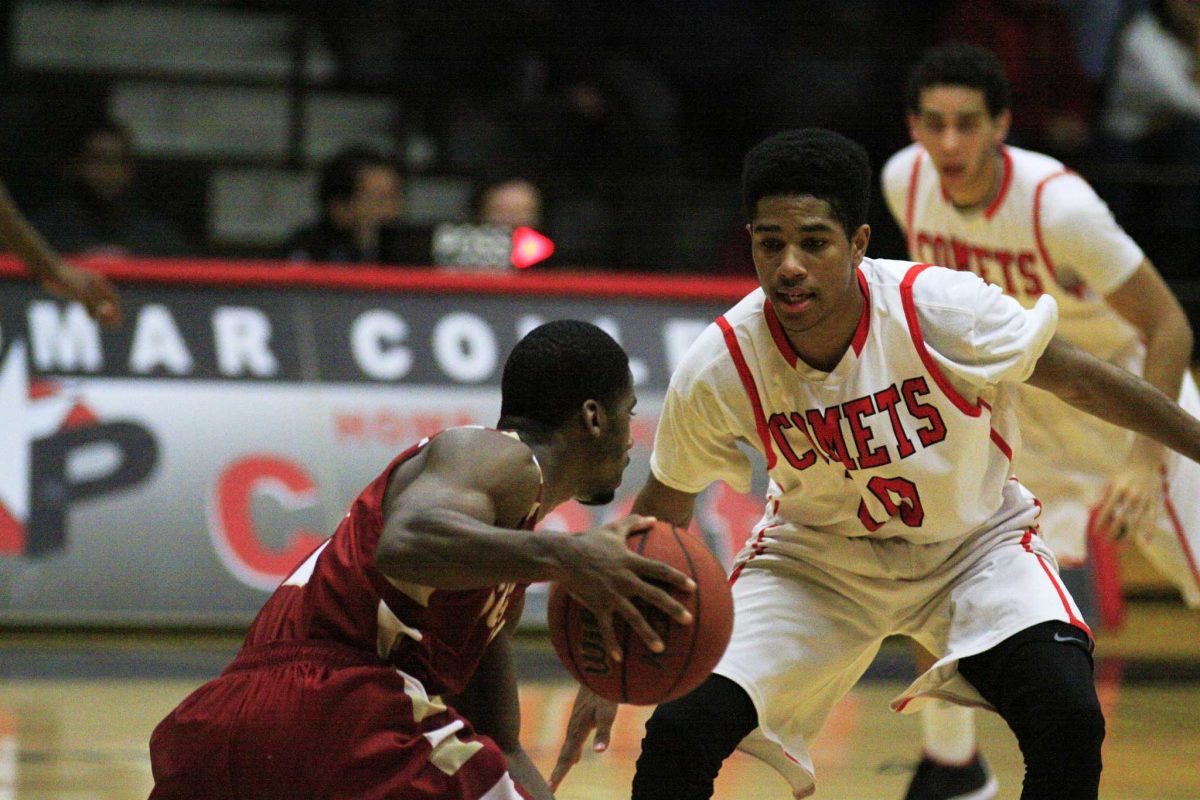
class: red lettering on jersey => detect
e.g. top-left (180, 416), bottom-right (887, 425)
top-left (212, 456), bottom-right (326, 590)
top-left (805, 406), bottom-right (853, 469)
top-left (1017, 252), bottom-right (1044, 297)
top-left (901, 377), bottom-right (947, 447)
top-left (951, 238), bottom-right (972, 272)
top-left (843, 395), bottom-right (890, 469)
top-left (993, 250), bottom-right (1016, 293)
top-left (768, 413), bottom-right (818, 470)
top-left (872, 385), bottom-right (916, 458)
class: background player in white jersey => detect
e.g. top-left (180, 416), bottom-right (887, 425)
top-left (148, 320), bottom-right (696, 800)
top-left (882, 43), bottom-right (1199, 800)
top-left (549, 128), bottom-right (1200, 800)
top-left (0, 177), bottom-right (121, 326)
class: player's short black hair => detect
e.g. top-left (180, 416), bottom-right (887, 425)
top-left (742, 128), bottom-right (871, 236)
top-left (499, 320), bottom-right (630, 430)
top-left (905, 43), bottom-right (1011, 118)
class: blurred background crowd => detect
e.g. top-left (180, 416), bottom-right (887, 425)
top-left (2, 0), bottom-right (1199, 280)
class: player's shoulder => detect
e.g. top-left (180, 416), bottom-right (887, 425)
top-left (881, 143), bottom-right (924, 188)
top-left (1005, 144), bottom-right (1088, 195)
top-left (863, 257), bottom-right (988, 309)
top-left (427, 427), bottom-right (537, 475)
top-left (670, 289), bottom-right (765, 386)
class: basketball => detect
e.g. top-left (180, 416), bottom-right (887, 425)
top-left (547, 520), bottom-right (734, 705)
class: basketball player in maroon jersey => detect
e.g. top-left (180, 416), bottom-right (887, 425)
top-left (0, 178), bottom-right (121, 325)
top-left (147, 320), bottom-right (695, 800)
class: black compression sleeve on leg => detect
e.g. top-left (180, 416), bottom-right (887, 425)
top-left (958, 621), bottom-right (1104, 800)
top-left (632, 674), bottom-right (759, 800)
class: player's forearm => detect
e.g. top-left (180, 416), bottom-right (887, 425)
top-left (503, 746), bottom-right (555, 800)
top-left (1139, 299), bottom-right (1194, 401)
top-left (375, 508), bottom-right (571, 589)
top-left (631, 475), bottom-right (697, 529)
top-left (0, 183), bottom-right (60, 275)
top-left (1033, 345), bottom-right (1200, 464)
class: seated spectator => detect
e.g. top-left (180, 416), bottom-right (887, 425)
top-left (472, 176), bottom-right (543, 228)
top-left (431, 174), bottom-right (555, 271)
top-left (285, 146), bottom-right (427, 266)
top-left (1099, 0), bottom-right (1200, 275)
top-left (32, 119), bottom-right (189, 257)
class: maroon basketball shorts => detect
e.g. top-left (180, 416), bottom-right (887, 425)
top-left (148, 641), bottom-right (533, 800)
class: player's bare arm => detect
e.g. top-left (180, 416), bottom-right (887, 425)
top-left (0, 180), bottom-right (122, 326)
top-left (551, 475), bottom-right (702, 790)
top-left (1095, 259), bottom-right (1195, 534)
top-left (375, 428), bottom-right (694, 659)
top-left (632, 474), bottom-right (700, 528)
top-left (446, 597), bottom-right (556, 800)
top-left (1027, 334), bottom-right (1200, 465)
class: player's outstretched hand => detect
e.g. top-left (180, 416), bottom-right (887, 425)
top-left (1094, 456), bottom-right (1161, 541)
top-left (556, 514), bottom-right (694, 664)
top-left (40, 259), bottom-right (122, 327)
top-left (549, 684), bottom-right (619, 791)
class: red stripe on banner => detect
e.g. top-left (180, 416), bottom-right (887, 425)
top-left (1023, 529), bottom-right (1095, 637)
top-left (717, 315), bottom-right (777, 470)
top-left (0, 256), bottom-right (758, 301)
top-left (899, 264), bottom-right (982, 417)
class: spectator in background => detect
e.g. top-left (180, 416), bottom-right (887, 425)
top-left (936, 0), bottom-right (1095, 160)
top-left (1099, 0), bottom-right (1200, 276)
top-left (0, 178), bottom-right (121, 325)
top-left (472, 175), bottom-right (543, 229)
top-left (32, 119), bottom-right (189, 258)
top-left (285, 146), bottom-right (426, 265)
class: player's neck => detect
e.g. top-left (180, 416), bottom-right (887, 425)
top-left (948, 149), bottom-right (1003, 212)
top-left (785, 282), bottom-right (865, 373)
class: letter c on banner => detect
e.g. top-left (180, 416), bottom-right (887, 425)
top-left (209, 455), bottom-right (326, 591)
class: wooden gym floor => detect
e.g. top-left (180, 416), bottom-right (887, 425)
top-left (2, 553), bottom-right (1198, 799)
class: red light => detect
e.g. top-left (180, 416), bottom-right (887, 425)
top-left (510, 227), bottom-right (555, 269)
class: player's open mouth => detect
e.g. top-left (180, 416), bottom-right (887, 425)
top-left (776, 288), bottom-right (813, 311)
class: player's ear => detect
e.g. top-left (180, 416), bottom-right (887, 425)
top-left (581, 399), bottom-right (605, 439)
top-left (993, 109), bottom-right (1012, 145)
top-left (850, 224), bottom-right (871, 265)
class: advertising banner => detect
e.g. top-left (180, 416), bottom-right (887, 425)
top-left (0, 261), bottom-right (764, 627)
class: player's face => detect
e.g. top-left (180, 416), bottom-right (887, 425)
top-left (908, 86), bottom-right (1010, 207)
top-left (750, 196), bottom-right (868, 364)
top-left (577, 381), bottom-right (637, 506)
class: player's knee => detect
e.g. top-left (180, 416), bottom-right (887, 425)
top-left (633, 675), bottom-right (757, 799)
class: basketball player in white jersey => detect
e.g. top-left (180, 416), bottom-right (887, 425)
top-left (148, 321), bottom-right (696, 800)
top-left (0, 177), bottom-right (121, 325)
top-left (549, 128), bottom-right (1200, 800)
top-left (882, 43), bottom-right (1199, 800)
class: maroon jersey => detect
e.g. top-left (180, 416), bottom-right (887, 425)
top-left (241, 429), bottom-right (542, 696)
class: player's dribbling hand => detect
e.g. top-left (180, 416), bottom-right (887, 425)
top-left (557, 514), bottom-right (695, 664)
top-left (548, 684), bottom-right (619, 791)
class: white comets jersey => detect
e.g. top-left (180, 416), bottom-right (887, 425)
top-left (882, 143), bottom-right (1144, 364)
top-left (650, 257), bottom-right (1058, 545)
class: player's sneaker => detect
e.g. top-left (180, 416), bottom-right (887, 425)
top-left (902, 753), bottom-right (998, 800)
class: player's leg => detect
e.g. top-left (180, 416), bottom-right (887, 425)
top-left (633, 552), bottom-right (886, 799)
top-left (903, 638), bottom-right (994, 800)
top-left (632, 673), bottom-right (759, 799)
top-left (957, 621), bottom-right (1103, 800)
